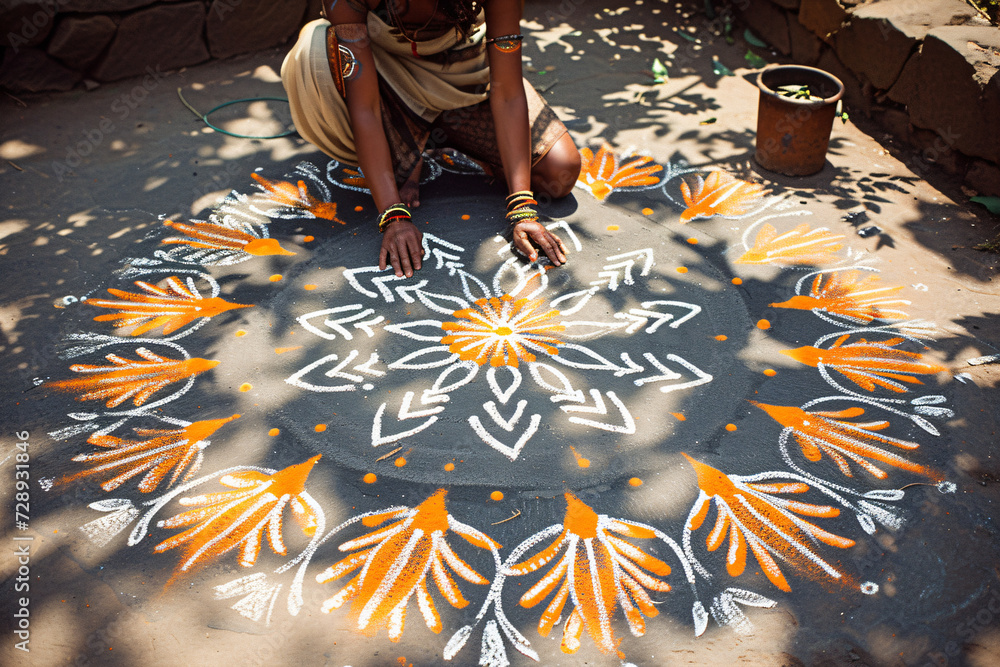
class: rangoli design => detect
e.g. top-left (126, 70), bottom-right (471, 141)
top-left (39, 144), bottom-right (957, 666)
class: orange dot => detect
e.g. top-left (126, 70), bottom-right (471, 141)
top-left (303, 235), bottom-right (315, 242)
top-left (731, 277), bottom-right (743, 285)
top-left (725, 423), bottom-right (738, 431)
top-left (686, 237), bottom-right (699, 244)
top-left (628, 477), bottom-right (643, 487)
top-left (269, 274), bottom-right (283, 282)
top-left (303, 284), bottom-right (317, 291)
top-left (490, 491), bottom-right (504, 501)
top-left (577, 458), bottom-right (591, 468)
top-left (641, 207), bottom-right (653, 215)
top-left (461, 214), bottom-right (470, 220)
top-left (354, 205), bottom-right (363, 212)
top-left (235, 330), bottom-right (247, 337)
top-left (757, 319), bottom-right (771, 330)
top-left (239, 383), bottom-right (252, 392)
top-left (363, 473), bottom-right (377, 484)
top-left (607, 225), bottom-right (619, 231)
top-left (268, 428), bottom-right (280, 436)
top-left (394, 457), bottom-right (407, 467)
top-left (315, 424), bottom-right (327, 432)
top-left (715, 335), bottom-right (727, 341)
top-left (676, 266), bottom-right (688, 273)
top-left (671, 412), bottom-right (686, 421)
top-left (764, 368), bottom-right (777, 376)
top-left (444, 462), bottom-right (455, 471)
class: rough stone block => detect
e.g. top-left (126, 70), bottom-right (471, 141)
top-left (816, 47), bottom-right (868, 115)
top-left (771, 0), bottom-right (801, 9)
top-left (799, 0), bottom-right (849, 42)
top-left (47, 14), bottom-right (117, 71)
top-left (0, 46), bottom-right (81, 91)
top-left (788, 11), bottom-right (822, 65)
top-left (59, 1), bottom-right (164, 11)
top-left (1, 0), bottom-right (57, 49)
top-left (967, 159), bottom-right (1000, 197)
top-left (91, 1), bottom-right (208, 82)
top-left (888, 26), bottom-right (1000, 164)
top-left (206, 0), bottom-right (307, 59)
top-left (738, 0), bottom-right (791, 55)
top-left (303, 0), bottom-right (323, 22)
top-left (834, 0), bottom-right (976, 92)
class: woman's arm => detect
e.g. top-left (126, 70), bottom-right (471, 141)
top-left (483, 0), bottom-right (567, 266)
top-left (329, 0), bottom-right (423, 277)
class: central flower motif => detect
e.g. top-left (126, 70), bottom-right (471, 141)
top-left (440, 295), bottom-right (565, 368)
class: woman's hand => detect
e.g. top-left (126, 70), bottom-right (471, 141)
top-left (512, 219), bottom-right (568, 266)
top-left (379, 220), bottom-right (424, 278)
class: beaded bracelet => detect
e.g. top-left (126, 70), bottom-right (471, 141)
top-left (505, 190), bottom-right (539, 226)
top-left (377, 203), bottom-right (411, 233)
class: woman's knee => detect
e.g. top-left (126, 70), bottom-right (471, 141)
top-left (533, 134), bottom-right (581, 200)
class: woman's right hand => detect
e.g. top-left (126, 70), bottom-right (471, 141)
top-left (379, 220), bottom-right (424, 278)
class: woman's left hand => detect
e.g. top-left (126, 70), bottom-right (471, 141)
top-left (512, 219), bottom-right (568, 266)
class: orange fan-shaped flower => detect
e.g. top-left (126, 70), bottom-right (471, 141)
top-left (683, 454), bottom-right (854, 593)
top-left (737, 223), bottom-right (844, 265)
top-left (65, 414), bottom-right (241, 493)
top-left (441, 294), bottom-right (565, 368)
top-left (154, 455), bottom-right (321, 573)
top-left (576, 144), bottom-right (662, 201)
top-left (781, 335), bottom-right (947, 393)
top-left (88, 276), bottom-right (251, 336)
top-left (46, 347), bottom-right (219, 408)
top-left (317, 489), bottom-right (497, 641)
top-left (679, 171), bottom-right (766, 223)
top-left (771, 271), bottom-right (909, 323)
top-left (162, 219), bottom-right (295, 257)
top-left (751, 402), bottom-right (934, 480)
top-left (251, 173), bottom-right (344, 223)
top-left (508, 492), bottom-right (672, 655)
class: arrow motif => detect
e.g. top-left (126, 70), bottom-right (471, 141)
top-left (371, 401), bottom-right (439, 446)
top-left (469, 412), bottom-right (541, 460)
top-left (634, 353), bottom-right (713, 393)
top-left (421, 233), bottom-right (465, 267)
top-left (483, 399), bottom-right (528, 431)
top-left (560, 389), bottom-right (636, 433)
top-left (285, 349), bottom-right (384, 393)
top-left (297, 305), bottom-right (384, 340)
top-left (615, 352), bottom-right (645, 376)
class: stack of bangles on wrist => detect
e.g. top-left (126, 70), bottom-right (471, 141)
top-left (505, 190), bottom-right (538, 226)
top-left (377, 203), bottom-right (411, 233)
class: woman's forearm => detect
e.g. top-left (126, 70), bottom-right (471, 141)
top-left (490, 88), bottom-right (532, 194)
top-left (349, 107), bottom-right (402, 211)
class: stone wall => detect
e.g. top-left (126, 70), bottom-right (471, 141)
top-left (0, 0), bottom-right (323, 91)
top-left (739, 0), bottom-right (1000, 196)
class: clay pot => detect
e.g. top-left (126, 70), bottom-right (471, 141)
top-left (754, 65), bottom-right (845, 176)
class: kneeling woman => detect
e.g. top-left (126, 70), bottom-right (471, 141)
top-left (281, 0), bottom-right (582, 277)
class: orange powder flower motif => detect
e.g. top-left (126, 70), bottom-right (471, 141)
top-left (751, 402), bottom-right (933, 480)
top-left (46, 347), bottom-right (219, 408)
top-left (576, 144), bottom-right (663, 201)
top-left (781, 335), bottom-right (947, 393)
top-left (507, 492), bottom-right (672, 655)
top-left (64, 414), bottom-right (241, 493)
top-left (736, 223), bottom-right (844, 265)
top-left (251, 173), bottom-right (345, 223)
top-left (87, 276), bottom-right (251, 336)
top-left (770, 271), bottom-right (909, 323)
top-left (154, 455), bottom-right (321, 573)
top-left (317, 489), bottom-right (498, 641)
top-left (683, 454), bottom-right (854, 593)
top-left (679, 171), bottom-right (766, 223)
top-left (440, 294), bottom-right (565, 368)
top-left (161, 219), bottom-right (295, 257)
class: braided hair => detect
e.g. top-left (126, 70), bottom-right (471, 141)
top-left (439, 0), bottom-right (482, 42)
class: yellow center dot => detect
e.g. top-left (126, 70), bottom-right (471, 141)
top-left (268, 428), bottom-right (280, 436)
top-left (315, 424), bottom-right (327, 432)
top-left (764, 368), bottom-right (777, 377)
top-left (490, 491), bottom-right (504, 501)
top-left (235, 330), bottom-right (247, 337)
top-left (363, 473), bottom-right (377, 484)
top-left (641, 207), bottom-right (653, 215)
top-left (731, 277), bottom-right (743, 285)
top-left (495, 326), bottom-right (513, 336)
top-left (394, 457), bottom-right (407, 467)
top-left (354, 205), bottom-right (363, 212)
top-left (577, 458), bottom-right (591, 468)
top-left (757, 319), bottom-right (771, 330)
top-left (687, 237), bottom-right (699, 244)
top-left (269, 274), bottom-right (283, 282)
top-left (725, 423), bottom-right (738, 432)
top-left (607, 225), bottom-right (619, 231)
top-left (715, 335), bottom-right (728, 341)
top-left (239, 383), bottom-right (252, 392)
top-left (461, 214), bottom-right (470, 220)
top-left (628, 477), bottom-right (643, 487)
top-left (444, 462), bottom-right (455, 471)
top-left (303, 235), bottom-right (315, 242)
top-left (304, 284), bottom-right (317, 291)
top-left (676, 266), bottom-right (688, 273)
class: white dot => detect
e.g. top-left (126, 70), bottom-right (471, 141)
top-left (860, 582), bottom-right (878, 595)
top-left (362, 383), bottom-right (374, 390)
top-left (937, 481), bottom-right (957, 494)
